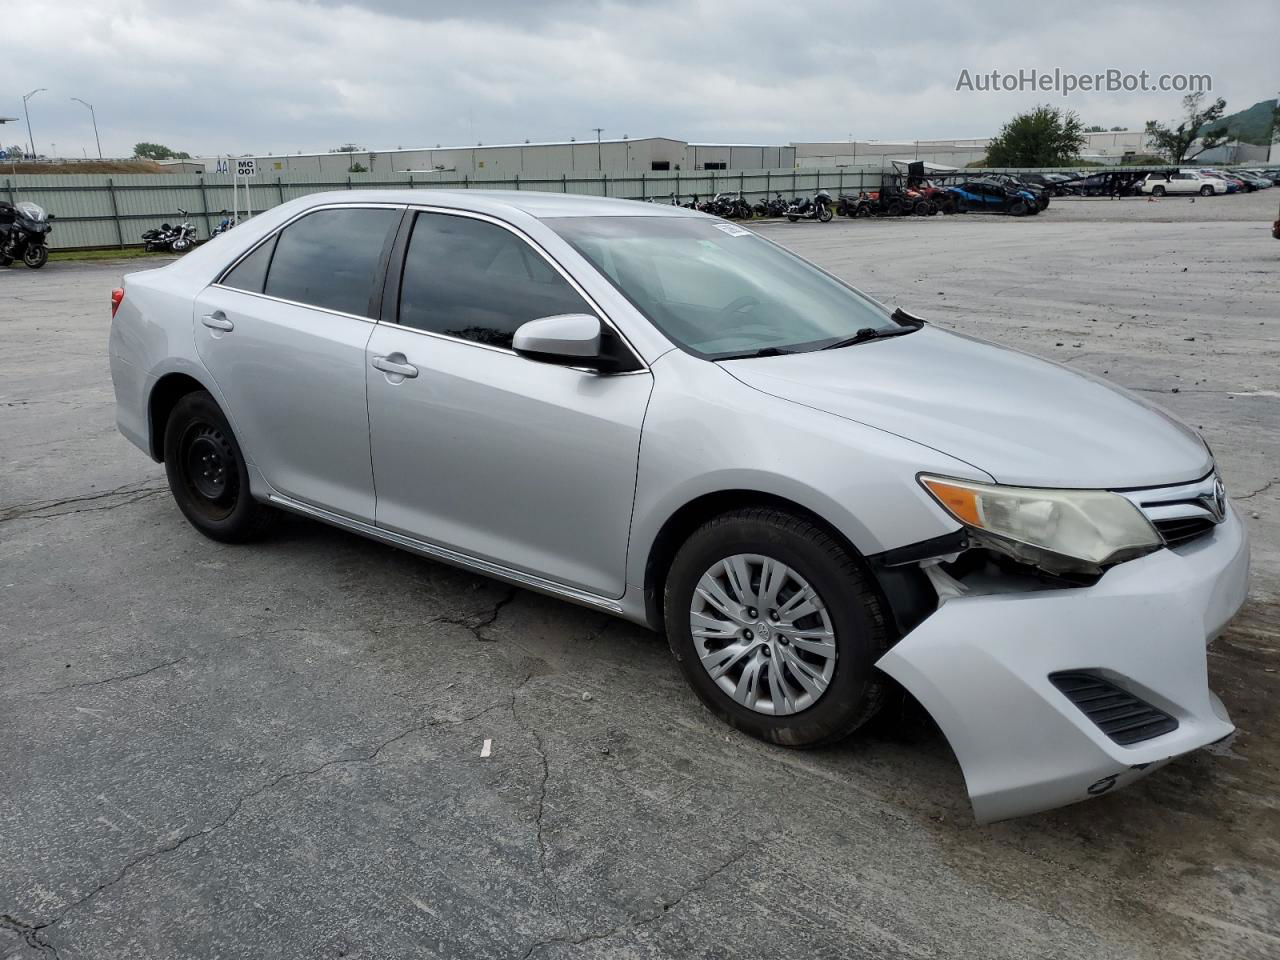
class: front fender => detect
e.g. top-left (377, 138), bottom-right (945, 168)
top-left (626, 352), bottom-right (985, 590)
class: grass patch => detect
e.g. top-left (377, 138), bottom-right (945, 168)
top-left (47, 248), bottom-right (174, 263)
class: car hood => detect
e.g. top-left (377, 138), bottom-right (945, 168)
top-left (722, 326), bottom-right (1211, 489)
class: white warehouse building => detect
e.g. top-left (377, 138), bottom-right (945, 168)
top-left (199, 138), bottom-right (796, 179)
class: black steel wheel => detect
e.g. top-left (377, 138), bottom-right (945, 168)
top-left (163, 390), bottom-right (274, 542)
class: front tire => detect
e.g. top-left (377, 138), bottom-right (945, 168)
top-left (1199, 185), bottom-right (1213, 197)
top-left (163, 391), bottom-right (274, 543)
top-left (23, 245), bottom-right (48, 269)
top-left (1151, 185), bottom-right (1166, 197)
top-left (817, 203), bottom-right (833, 223)
top-left (664, 508), bottom-right (890, 747)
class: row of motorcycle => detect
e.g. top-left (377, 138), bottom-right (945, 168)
top-left (141, 209), bottom-right (236, 252)
top-left (646, 186), bottom-right (960, 223)
top-left (649, 191), bottom-right (835, 222)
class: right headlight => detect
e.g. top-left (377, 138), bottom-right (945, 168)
top-left (919, 475), bottom-right (1162, 574)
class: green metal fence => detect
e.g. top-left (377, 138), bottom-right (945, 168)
top-left (3, 167), bottom-right (888, 250)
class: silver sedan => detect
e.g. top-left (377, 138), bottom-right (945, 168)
top-left (109, 190), bottom-right (1248, 823)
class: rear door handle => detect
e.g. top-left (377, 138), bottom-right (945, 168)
top-left (201, 312), bottom-right (234, 332)
top-left (371, 354), bottom-right (419, 378)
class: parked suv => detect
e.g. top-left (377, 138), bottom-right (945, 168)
top-left (1140, 170), bottom-right (1229, 196)
top-left (109, 190), bottom-right (1248, 823)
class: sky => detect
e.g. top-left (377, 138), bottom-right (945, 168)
top-left (2, 0), bottom-right (1277, 158)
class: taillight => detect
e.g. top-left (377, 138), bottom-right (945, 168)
top-left (111, 287), bottom-right (124, 318)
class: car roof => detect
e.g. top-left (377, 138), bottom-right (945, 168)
top-left (292, 188), bottom-right (706, 220)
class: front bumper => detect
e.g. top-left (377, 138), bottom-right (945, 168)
top-left (876, 503), bottom-right (1249, 824)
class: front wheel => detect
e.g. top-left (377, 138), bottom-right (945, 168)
top-left (23, 245), bottom-right (48, 269)
top-left (1199, 185), bottom-right (1213, 197)
top-left (664, 508), bottom-right (890, 747)
top-left (787, 213), bottom-right (799, 222)
top-left (1151, 185), bottom-right (1166, 197)
top-left (1010, 200), bottom-right (1029, 216)
top-left (163, 391), bottom-right (274, 543)
top-left (817, 203), bottom-right (833, 223)
top-left (172, 237), bottom-right (192, 252)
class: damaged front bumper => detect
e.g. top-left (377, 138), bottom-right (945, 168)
top-left (876, 503), bottom-right (1249, 824)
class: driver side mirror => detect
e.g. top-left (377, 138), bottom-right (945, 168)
top-left (513, 313), bottom-right (604, 367)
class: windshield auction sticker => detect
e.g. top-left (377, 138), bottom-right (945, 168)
top-left (713, 222), bottom-right (752, 237)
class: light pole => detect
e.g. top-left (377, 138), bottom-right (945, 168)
top-left (22, 88), bottom-right (45, 158)
top-left (593, 127), bottom-right (604, 170)
top-left (71, 97), bottom-right (103, 159)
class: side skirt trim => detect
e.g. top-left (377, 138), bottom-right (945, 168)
top-left (266, 493), bottom-right (624, 615)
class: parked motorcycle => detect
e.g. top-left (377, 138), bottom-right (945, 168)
top-left (142, 210), bottom-right (198, 252)
top-left (210, 210), bottom-right (236, 236)
top-left (786, 190), bottom-right (834, 222)
top-left (0, 201), bottom-right (53, 269)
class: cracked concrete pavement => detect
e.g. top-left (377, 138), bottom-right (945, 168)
top-left (2, 190), bottom-right (1279, 959)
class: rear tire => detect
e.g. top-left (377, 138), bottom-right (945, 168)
top-left (664, 508), bottom-right (890, 748)
top-left (1151, 185), bottom-right (1166, 197)
top-left (163, 391), bottom-right (274, 543)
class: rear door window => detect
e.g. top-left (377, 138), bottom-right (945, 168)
top-left (263, 207), bottom-right (399, 317)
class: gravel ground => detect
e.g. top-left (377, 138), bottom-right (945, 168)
top-left (1, 188), bottom-right (1278, 960)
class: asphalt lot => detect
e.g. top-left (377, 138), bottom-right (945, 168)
top-left (2, 189), bottom-right (1278, 959)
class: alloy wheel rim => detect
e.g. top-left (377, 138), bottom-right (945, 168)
top-left (690, 553), bottom-right (837, 716)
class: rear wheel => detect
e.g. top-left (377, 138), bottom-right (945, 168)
top-left (885, 200), bottom-right (903, 217)
top-left (1151, 185), bottom-right (1166, 197)
top-left (23, 245), bottom-right (48, 269)
top-left (163, 391), bottom-right (274, 543)
top-left (664, 508), bottom-right (889, 747)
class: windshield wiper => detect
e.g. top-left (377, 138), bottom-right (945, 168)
top-left (714, 346), bottom-right (797, 360)
top-left (821, 326), bottom-right (916, 350)
top-left (821, 309), bottom-right (926, 351)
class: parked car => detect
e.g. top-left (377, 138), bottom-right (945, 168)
top-left (1219, 170), bottom-right (1272, 190)
top-left (945, 179), bottom-right (1039, 215)
top-left (1139, 171), bottom-right (1229, 196)
top-left (1197, 170), bottom-right (1243, 193)
top-left (109, 190), bottom-right (1249, 824)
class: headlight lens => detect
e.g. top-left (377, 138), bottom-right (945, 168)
top-left (919, 475), bottom-right (1161, 569)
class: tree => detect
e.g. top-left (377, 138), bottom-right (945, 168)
top-left (133, 142), bottom-right (191, 160)
top-left (347, 161), bottom-right (368, 173)
top-left (329, 143), bottom-right (365, 153)
top-left (1085, 125), bottom-right (1106, 133)
top-left (984, 105), bottom-right (1086, 167)
top-left (1143, 93), bottom-right (1228, 162)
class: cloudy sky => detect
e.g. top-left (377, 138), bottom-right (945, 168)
top-left (4, 0), bottom-right (1277, 158)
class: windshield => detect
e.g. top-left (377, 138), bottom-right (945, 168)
top-left (16, 202), bottom-right (47, 222)
top-left (548, 216), bottom-right (897, 359)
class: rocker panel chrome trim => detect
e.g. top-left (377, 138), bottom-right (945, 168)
top-left (266, 493), bottom-right (625, 614)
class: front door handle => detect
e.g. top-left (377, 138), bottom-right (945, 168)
top-left (201, 312), bottom-right (234, 332)
top-left (371, 354), bottom-right (419, 378)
